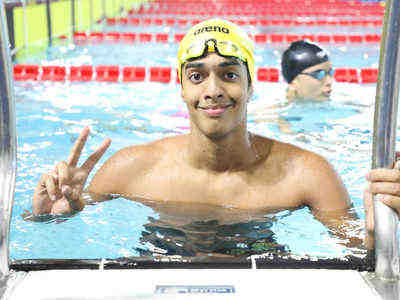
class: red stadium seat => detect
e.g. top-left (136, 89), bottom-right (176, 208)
top-left (89, 32), bottom-right (104, 43)
top-left (106, 18), bottom-right (116, 26)
top-left (73, 32), bottom-right (87, 44)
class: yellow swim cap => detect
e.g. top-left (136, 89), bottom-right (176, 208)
top-left (177, 18), bottom-right (255, 84)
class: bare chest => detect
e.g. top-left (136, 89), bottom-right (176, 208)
top-left (124, 167), bottom-right (304, 211)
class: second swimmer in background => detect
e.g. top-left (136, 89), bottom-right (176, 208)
top-left (282, 40), bottom-right (334, 102)
top-left (250, 40), bottom-right (339, 134)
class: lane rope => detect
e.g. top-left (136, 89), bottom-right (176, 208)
top-left (13, 64), bottom-right (379, 84)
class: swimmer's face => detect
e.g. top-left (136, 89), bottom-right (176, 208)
top-left (289, 61), bottom-right (333, 102)
top-left (181, 53), bottom-right (253, 139)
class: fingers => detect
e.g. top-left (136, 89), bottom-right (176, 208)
top-left (81, 138), bottom-right (111, 173)
top-left (61, 185), bottom-right (85, 212)
top-left (55, 161), bottom-right (70, 189)
top-left (366, 168), bottom-right (400, 183)
top-left (376, 194), bottom-right (400, 212)
top-left (45, 174), bottom-right (57, 201)
top-left (369, 182), bottom-right (400, 196)
top-left (67, 126), bottom-right (90, 167)
top-left (39, 173), bottom-right (57, 201)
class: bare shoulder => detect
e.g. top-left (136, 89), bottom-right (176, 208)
top-left (88, 135), bottom-right (186, 194)
top-left (256, 135), bottom-right (350, 211)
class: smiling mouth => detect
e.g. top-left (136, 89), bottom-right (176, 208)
top-left (197, 103), bottom-right (235, 116)
top-left (323, 90), bottom-right (332, 97)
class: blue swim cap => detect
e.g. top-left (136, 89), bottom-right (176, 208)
top-left (281, 40), bottom-right (329, 83)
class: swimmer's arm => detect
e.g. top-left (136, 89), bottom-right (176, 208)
top-left (88, 147), bottom-right (136, 201)
top-left (300, 152), bottom-right (364, 247)
top-left (88, 145), bottom-right (154, 202)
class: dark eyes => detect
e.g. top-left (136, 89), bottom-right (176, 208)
top-left (189, 72), bottom-right (203, 83)
top-left (225, 72), bottom-right (238, 80)
top-left (188, 71), bottom-right (239, 83)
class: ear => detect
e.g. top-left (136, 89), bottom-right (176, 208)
top-left (181, 84), bottom-right (187, 103)
top-left (247, 85), bottom-right (254, 102)
top-left (286, 81), bottom-right (298, 102)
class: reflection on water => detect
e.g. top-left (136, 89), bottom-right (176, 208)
top-left (126, 198), bottom-right (288, 258)
top-left (116, 197), bottom-right (365, 260)
top-left (136, 216), bottom-right (286, 258)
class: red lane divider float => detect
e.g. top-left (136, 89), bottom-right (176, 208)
top-left (71, 32), bottom-right (382, 44)
top-left (127, 0), bottom-right (385, 17)
top-left (13, 64), bottom-right (379, 84)
top-left (105, 17), bottom-right (383, 28)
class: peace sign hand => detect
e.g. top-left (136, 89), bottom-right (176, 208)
top-left (32, 127), bottom-right (111, 216)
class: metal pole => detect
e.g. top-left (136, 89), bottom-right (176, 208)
top-left (102, 0), bottom-right (106, 20)
top-left (22, 0), bottom-right (27, 50)
top-left (71, 0), bottom-right (76, 36)
top-left (45, 0), bottom-right (52, 47)
top-left (372, 0), bottom-right (400, 281)
top-left (0, 1), bottom-right (17, 279)
top-left (89, 0), bottom-right (93, 32)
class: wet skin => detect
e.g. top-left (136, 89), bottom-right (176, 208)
top-left (33, 53), bottom-right (388, 248)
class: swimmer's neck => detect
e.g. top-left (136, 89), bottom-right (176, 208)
top-left (186, 124), bottom-right (260, 172)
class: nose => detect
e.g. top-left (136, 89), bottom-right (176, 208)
top-left (203, 73), bottom-right (224, 102)
top-left (324, 73), bottom-right (334, 85)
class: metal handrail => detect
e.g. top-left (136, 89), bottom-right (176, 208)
top-left (0, 2), bottom-right (17, 279)
top-left (372, 0), bottom-right (400, 281)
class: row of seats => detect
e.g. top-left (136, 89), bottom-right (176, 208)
top-left (105, 17), bottom-right (383, 27)
top-left (71, 32), bottom-right (381, 44)
top-left (13, 65), bottom-right (379, 84)
top-left (130, 10), bottom-right (384, 17)
top-left (131, 4), bottom-right (384, 17)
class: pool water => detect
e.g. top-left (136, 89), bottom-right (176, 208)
top-left (10, 20), bottom-right (389, 262)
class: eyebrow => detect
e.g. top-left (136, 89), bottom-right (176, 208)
top-left (184, 62), bottom-right (204, 70)
top-left (219, 60), bottom-right (241, 68)
top-left (185, 60), bottom-right (241, 70)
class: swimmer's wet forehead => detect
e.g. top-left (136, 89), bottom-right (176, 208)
top-left (184, 58), bottom-right (242, 70)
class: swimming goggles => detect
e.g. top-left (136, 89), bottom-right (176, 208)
top-left (181, 38), bottom-right (248, 66)
top-left (300, 68), bottom-right (334, 81)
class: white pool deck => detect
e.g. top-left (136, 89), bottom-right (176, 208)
top-left (3, 269), bottom-right (385, 300)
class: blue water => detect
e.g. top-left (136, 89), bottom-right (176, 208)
top-left (10, 22), bottom-right (383, 261)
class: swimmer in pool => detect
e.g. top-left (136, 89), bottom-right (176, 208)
top-left (30, 19), bottom-right (394, 249)
top-left (251, 40), bottom-right (334, 133)
top-left (282, 40), bottom-right (334, 102)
